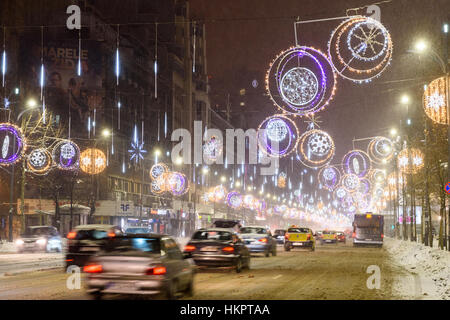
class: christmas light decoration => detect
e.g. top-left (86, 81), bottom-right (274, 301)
top-left (167, 172), bottom-right (189, 196)
top-left (150, 163), bottom-right (168, 180)
top-left (358, 178), bottom-right (371, 195)
top-left (80, 148), bottom-right (106, 175)
top-left (297, 129), bottom-right (335, 168)
top-left (342, 149), bottom-right (371, 178)
top-left (227, 192), bottom-right (243, 209)
top-left (203, 135), bottom-right (223, 162)
top-left (243, 194), bottom-right (255, 209)
top-left (367, 136), bottom-right (394, 163)
top-left (397, 148), bottom-right (424, 174)
top-left (52, 140), bottom-right (80, 171)
top-left (341, 173), bottom-right (360, 193)
top-left (0, 123), bottom-right (26, 165)
top-left (423, 76), bottom-right (448, 124)
top-left (266, 46), bottom-right (337, 116)
top-left (333, 186), bottom-right (347, 200)
top-left (328, 16), bottom-right (393, 83)
top-left (27, 148), bottom-right (51, 174)
top-left (151, 173), bottom-right (168, 194)
top-left (278, 172), bottom-right (287, 188)
top-left (258, 114), bottom-right (299, 158)
top-left (318, 165), bottom-right (341, 191)
top-left (128, 141), bottom-right (147, 163)
top-left (371, 169), bottom-right (387, 184)
top-left (387, 172), bottom-right (404, 187)
top-left (213, 185), bottom-right (227, 202)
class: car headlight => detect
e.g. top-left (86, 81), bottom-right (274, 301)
top-left (16, 239), bottom-right (24, 245)
top-left (36, 238), bottom-right (47, 245)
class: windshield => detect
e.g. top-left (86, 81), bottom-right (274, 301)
top-left (75, 229), bottom-right (109, 240)
top-left (212, 220), bottom-right (239, 229)
top-left (274, 230), bottom-right (286, 235)
top-left (240, 227), bottom-right (266, 234)
top-left (104, 237), bottom-right (161, 254)
top-left (322, 231), bottom-right (335, 234)
top-left (288, 228), bottom-right (309, 233)
top-left (192, 230), bottom-right (232, 241)
top-left (356, 227), bottom-right (382, 235)
top-left (125, 228), bottom-right (149, 234)
top-left (23, 227), bottom-right (51, 236)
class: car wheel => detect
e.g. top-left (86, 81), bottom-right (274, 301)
top-left (272, 246), bottom-right (277, 256)
top-left (265, 250), bottom-right (270, 258)
top-left (166, 280), bottom-right (178, 300)
top-left (311, 244), bottom-right (315, 251)
top-left (284, 243), bottom-right (291, 251)
top-left (236, 258), bottom-right (243, 273)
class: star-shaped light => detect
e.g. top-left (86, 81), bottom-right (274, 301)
top-left (128, 141), bottom-right (147, 163)
top-left (304, 114), bottom-right (322, 130)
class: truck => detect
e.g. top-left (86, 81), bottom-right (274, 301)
top-left (352, 213), bottom-right (384, 247)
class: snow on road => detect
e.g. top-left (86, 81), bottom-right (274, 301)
top-left (384, 237), bottom-right (450, 300)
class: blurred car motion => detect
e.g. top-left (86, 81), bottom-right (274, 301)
top-left (210, 219), bottom-right (242, 233)
top-left (184, 228), bottom-right (250, 273)
top-left (125, 226), bottom-right (151, 234)
top-left (320, 230), bottom-right (337, 244)
top-left (273, 229), bottom-right (287, 244)
top-left (15, 226), bottom-right (62, 253)
top-left (240, 226), bottom-right (277, 257)
top-left (336, 231), bottom-right (346, 243)
top-left (84, 234), bottom-right (195, 299)
top-left (284, 226), bottom-right (315, 251)
top-left (65, 224), bottom-right (123, 269)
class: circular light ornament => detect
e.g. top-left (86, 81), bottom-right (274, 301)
top-left (266, 46), bottom-right (337, 116)
top-left (423, 76), bottom-right (448, 125)
top-left (213, 185), bottom-right (227, 202)
top-left (203, 135), bottom-right (223, 162)
top-left (167, 172), bottom-right (189, 196)
top-left (358, 178), bottom-right (371, 195)
top-left (150, 163), bottom-right (168, 180)
top-left (328, 16), bottom-right (393, 83)
top-left (80, 148), bottom-right (106, 175)
top-left (341, 194), bottom-right (356, 211)
top-left (27, 148), bottom-right (52, 174)
top-left (258, 114), bottom-right (299, 158)
top-left (368, 136), bottom-right (394, 163)
top-left (342, 150), bottom-right (371, 178)
top-left (297, 129), bottom-right (335, 168)
top-left (151, 173), bottom-right (168, 194)
top-left (0, 123), bottom-right (26, 166)
top-left (397, 148), bottom-right (424, 174)
top-left (52, 140), bottom-right (80, 170)
top-left (318, 165), bottom-right (341, 191)
top-left (333, 185), bottom-right (348, 200)
top-left (371, 169), bottom-right (387, 184)
top-left (243, 195), bottom-right (254, 209)
top-left (227, 192), bottom-right (243, 209)
top-left (341, 173), bottom-right (360, 193)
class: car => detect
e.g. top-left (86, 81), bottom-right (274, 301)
top-left (124, 226), bottom-right (151, 234)
top-left (183, 228), bottom-right (250, 273)
top-left (320, 230), bottom-right (338, 244)
top-left (315, 230), bottom-right (323, 240)
top-left (15, 226), bottom-right (62, 253)
top-left (284, 226), bottom-right (315, 251)
top-left (336, 231), bottom-right (346, 243)
top-left (65, 224), bottom-right (123, 269)
top-left (84, 233), bottom-right (195, 300)
top-left (240, 226), bottom-right (277, 257)
top-left (210, 219), bottom-right (242, 233)
top-left (273, 229), bottom-right (287, 244)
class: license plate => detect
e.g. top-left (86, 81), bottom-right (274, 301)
top-left (326, 240), bottom-right (332, 242)
top-left (200, 246), bottom-right (218, 252)
top-left (107, 282), bottom-right (135, 291)
top-left (293, 242), bottom-right (303, 246)
top-left (80, 247), bottom-right (100, 252)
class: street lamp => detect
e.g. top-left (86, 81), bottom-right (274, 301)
top-left (390, 128), bottom-right (398, 137)
top-left (102, 128), bottom-right (111, 138)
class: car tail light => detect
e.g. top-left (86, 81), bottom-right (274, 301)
top-left (65, 259), bottom-right (74, 262)
top-left (184, 245), bottom-right (196, 252)
top-left (83, 264), bottom-right (103, 273)
top-left (285, 233), bottom-right (289, 240)
top-left (307, 234), bottom-right (311, 240)
top-left (381, 234), bottom-right (384, 238)
top-left (107, 232), bottom-right (116, 238)
top-left (67, 231), bottom-right (77, 239)
top-left (258, 238), bottom-right (268, 243)
top-left (146, 266), bottom-right (167, 275)
top-left (352, 232), bottom-right (356, 238)
top-left (222, 246), bottom-right (235, 253)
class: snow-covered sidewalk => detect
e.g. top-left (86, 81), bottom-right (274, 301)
top-left (384, 237), bottom-right (450, 300)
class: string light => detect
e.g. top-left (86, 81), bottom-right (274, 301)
top-left (80, 148), bottom-right (107, 175)
top-left (423, 76), bottom-right (448, 124)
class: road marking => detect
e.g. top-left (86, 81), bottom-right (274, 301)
top-left (272, 274), bottom-right (282, 280)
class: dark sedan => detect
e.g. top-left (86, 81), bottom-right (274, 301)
top-left (273, 229), bottom-right (287, 244)
top-left (183, 228), bottom-right (250, 273)
top-left (84, 234), bottom-right (195, 300)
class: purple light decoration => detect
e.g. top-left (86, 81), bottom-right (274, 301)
top-left (343, 150), bottom-right (371, 178)
top-left (169, 172), bottom-right (188, 196)
top-left (227, 192), bottom-right (242, 209)
top-left (258, 115), bottom-right (298, 157)
top-left (319, 166), bottom-right (340, 191)
top-left (52, 140), bottom-right (80, 170)
top-left (0, 124), bottom-right (25, 164)
top-left (358, 178), bottom-right (371, 195)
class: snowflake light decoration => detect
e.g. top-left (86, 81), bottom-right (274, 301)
top-left (27, 148), bottom-right (51, 175)
top-left (318, 165), bottom-right (341, 191)
top-left (128, 141), bottom-right (147, 163)
top-left (328, 16), bottom-right (393, 83)
top-left (342, 149), bottom-right (371, 178)
top-left (333, 186), bottom-right (347, 200)
top-left (80, 148), bottom-right (107, 175)
top-left (150, 163), bottom-right (168, 180)
top-left (0, 123), bottom-right (26, 166)
top-left (52, 140), bottom-right (80, 171)
top-left (227, 192), bottom-right (243, 209)
top-left (298, 129), bottom-right (335, 168)
top-left (423, 76), bottom-right (448, 125)
top-left (368, 136), bottom-right (394, 163)
top-left (203, 135), bottom-right (223, 162)
top-left (341, 173), bottom-right (360, 193)
top-left (258, 114), bottom-right (299, 158)
top-left (397, 148), bottom-right (424, 174)
top-left (266, 46), bottom-right (337, 116)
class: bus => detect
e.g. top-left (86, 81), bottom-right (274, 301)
top-left (352, 213), bottom-right (384, 247)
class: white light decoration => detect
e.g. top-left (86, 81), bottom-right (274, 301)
top-left (266, 46), bottom-right (337, 116)
top-left (368, 136), bottom-right (394, 163)
top-left (128, 141), bottom-right (147, 163)
top-left (333, 186), bottom-right (347, 200)
top-left (297, 129), bottom-right (335, 168)
top-left (203, 135), bottom-right (223, 162)
top-left (341, 173), bottom-right (360, 193)
top-left (258, 114), bottom-right (299, 158)
top-left (342, 149), bottom-right (371, 178)
top-left (266, 118), bottom-right (289, 142)
top-left (27, 148), bottom-right (52, 175)
top-left (328, 16), bottom-right (393, 83)
top-left (318, 165), bottom-right (341, 191)
top-left (52, 140), bottom-right (80, 171)
top-left (397, 148), bottom-right (424, 174)
top-left (423, 76), bottom-right (448, 125)
top-left (150, 163), bottom-right (168, 180)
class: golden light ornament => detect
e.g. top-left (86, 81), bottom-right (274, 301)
top-left (80, 148), bottom-right (106, 175)
top-left (27, 148), bottom-right (52, 175)
top-left (213, 185), bottom-right (227, 202)
top-left (423, 76), bottom-right (449, 125)
top-left (397, 148), bottom-right (424, 174)
top-left (150, 163), bottom-right (168, 180)
top-left (367, 136), bottom-right (394, 164)
top-left (297, 129), bottom-right (335, 168)
top-left (387, 172), bottom-right (404, 187)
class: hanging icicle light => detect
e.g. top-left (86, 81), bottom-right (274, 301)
top-left (154, 23), bottom-right (158, 99)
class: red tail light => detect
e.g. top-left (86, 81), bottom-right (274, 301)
top-left (65, 259), bottom-right (74, 262)
top-left (184, 245), bottom-right (196, 252)
top-left (146, 266), bottom-right (167, 275)
top-left (285, 233), bottom-right (289, 240)
top-left (107, 232), bottom-right (116, 238)
top-left (258, 238), bottom-right (268, 243)
top-left (83, 264), bottom-right (103, 273)
top-left (67, 231), bottom-right (77, 239)
top-left (222, 246), bottom-right (235, 253)
top-left (307, 234), bottom-right (311, 240)
top-left (381, 234), bottom-right (384, 238)
top-left (352, 232), bottom-right (356, 238)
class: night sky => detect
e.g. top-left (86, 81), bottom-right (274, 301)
top-left (190, 0), bottom-right (449, 163)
